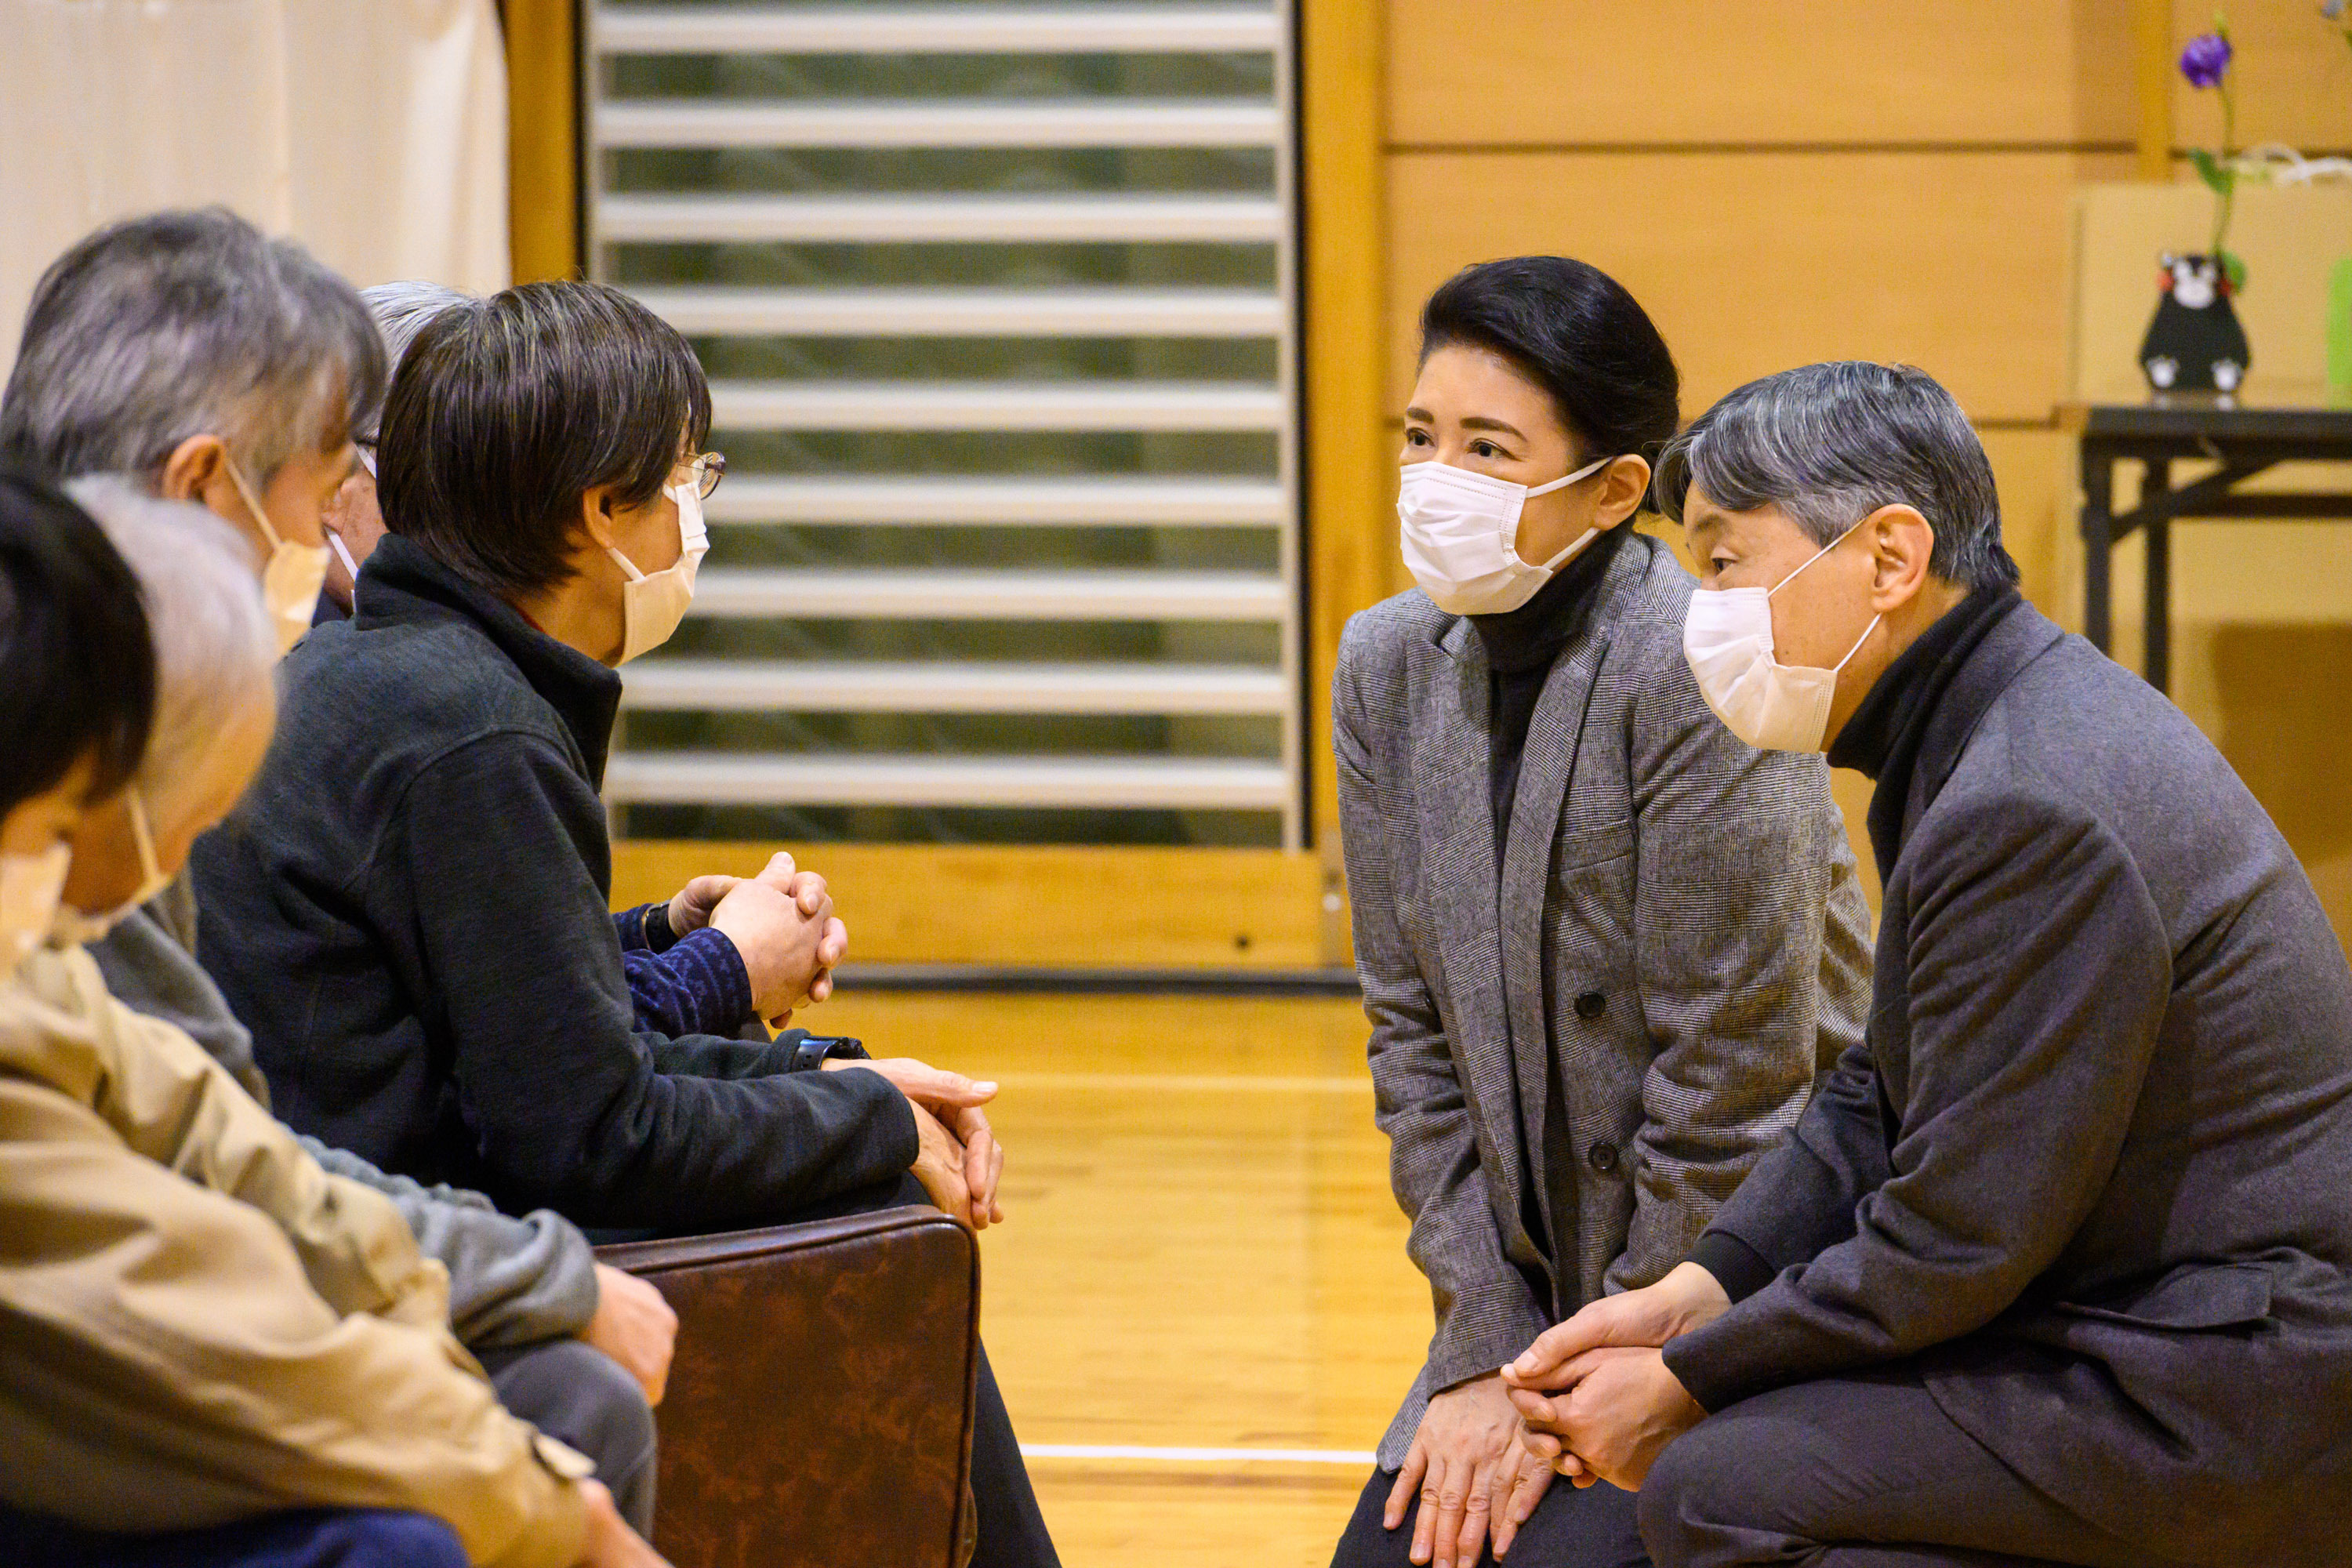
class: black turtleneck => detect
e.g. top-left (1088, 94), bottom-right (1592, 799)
top-left (1470, 524), bottom-right (1631, 859)
top-left (1827, 583), bottom-right (2023, 882)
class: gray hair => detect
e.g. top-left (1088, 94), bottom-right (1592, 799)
top-left (64, 477), bottom-right (276, 816)
top-left (0, 208), bottom-right (387, 488)
top-left (1656, 361), bottom-right (2020, 591)
top-left (358, 281), bottom-right (477, 441)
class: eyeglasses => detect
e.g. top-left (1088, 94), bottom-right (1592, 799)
top-left (685, 451), bottom-right (726, 500)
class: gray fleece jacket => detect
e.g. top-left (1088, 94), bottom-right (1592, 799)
top-left (86, 880), bottom-right (600, 1351)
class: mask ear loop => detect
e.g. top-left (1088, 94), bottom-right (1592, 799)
top-left (1520, 452), bottom-right (1617, 569)
top-left (1767, 512), bottom-right (1876, 599)
top-left (326, 530), bottom-right (361, 582)
top-left (221, 457), bottom-right (287, 552)
top-left (127, 789), bottom-right (165, 888)
top-left (1768, 514), bottom-right (1883, 673)
top-left (1829, 612), bottom-right (1882, 673)
top-left (1522, 452), bottom-right (1613, 502)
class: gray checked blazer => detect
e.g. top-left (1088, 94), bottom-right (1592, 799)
top-left (1334, 532), bottom-right (1872, 1466)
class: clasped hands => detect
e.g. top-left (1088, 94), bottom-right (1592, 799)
top-left (668, 856), bottom-right (1007, 1231)
top-left (1394, 1262), bottom-right (1729, 1568)
top-left (1499, 1261), bottom-right (1730, 1492)
top-left (667, 851), bottom-right (847, 1026)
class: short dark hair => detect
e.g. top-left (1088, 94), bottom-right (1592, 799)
top-left (0, 208), bottom-right (385, 485)
top-left (1655, 361), bottom-right (2020, 591)
top-left (376, 281), bottom-right (712, 598)
top-left (1418, 256), bottom-right (1682, 476)
top-left (0, 471), bottom-right (156, 813)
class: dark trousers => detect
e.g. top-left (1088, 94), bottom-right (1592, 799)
top-left (0, 1505), bottom-right (465, 1568)
top-left (479, 1336), bottom-right (658, 1537)
top-left (1331, 1465), bottom-right (1648, 1568)
top-left (1639, 1368), bottom-right (2181, 1568)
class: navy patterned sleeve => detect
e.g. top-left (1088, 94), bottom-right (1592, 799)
top-left (622, 927), bottom-right (755, 1040)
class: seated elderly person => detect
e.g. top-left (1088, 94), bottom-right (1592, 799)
top-left (71, 478), bottom-right (678, 1534)
top-left (0, 210), bottom-right (676, 1533)
top-left (191, 279), bottom-right (1057, 1566)
top-left (1499, 363), bottom-right (2352, 1568)
top-left (0, 471), bottom-right (661, 1568)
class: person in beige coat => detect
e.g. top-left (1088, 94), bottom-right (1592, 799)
top-left (0, 471), bottom-right (658, 1567)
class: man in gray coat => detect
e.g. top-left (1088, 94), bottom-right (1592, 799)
top-left (1502, 361), bottom-right (2352, 1568)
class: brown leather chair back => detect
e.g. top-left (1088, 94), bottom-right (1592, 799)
top-left (599, 1206), bottom-right (978, 1568)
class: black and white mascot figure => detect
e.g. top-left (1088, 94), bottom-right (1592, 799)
top-left (2140, 252), bottom-right (2250, 394)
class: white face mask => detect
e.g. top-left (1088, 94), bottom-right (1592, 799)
top-left (223, 456), bottom-right (330, 655)
top-left (1681, 517), bottom-right (1881, 753)
top-left (1398, 453), bottom-right (1612, 616)
top-left (47, 788), bottom-right (171, 949)
top-left (606, 480), bottom-right (710, 665)
top-left (2, 841), bottom-right (71, 971)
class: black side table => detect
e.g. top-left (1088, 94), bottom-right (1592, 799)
top-left (2064, 400), bottom-right (2352, 693)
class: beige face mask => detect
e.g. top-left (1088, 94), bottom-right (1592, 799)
top-left (47, 787), bottom-right (171, 949)
top-left (605, 481), bottom-right (710, 664)
top-left (2, 842), bottom-right (70, 970)
top-left (223, 457), bottom-right (330, 655)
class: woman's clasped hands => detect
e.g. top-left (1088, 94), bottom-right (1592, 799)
top-left (1497, 1261), bottom-right (1731, 1493)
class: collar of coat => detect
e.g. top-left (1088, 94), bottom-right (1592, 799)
top-left (1431, 526), bottom-right (1661, 669)
top-left (1871, 592), bottom-right (2068, 877)
top-left (353, 535), bottom-right (625, 791)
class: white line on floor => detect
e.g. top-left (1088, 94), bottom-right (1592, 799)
top-left (1020, 1444), bottom-right (1377, 1465)
top-left (990, 1073), bottom-right (1371, 1094)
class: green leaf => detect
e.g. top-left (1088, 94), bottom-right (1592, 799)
top-left (2189, 147), bottom-right (2233, 194)
top-left (2220, 249), bottom-right (2249, 291)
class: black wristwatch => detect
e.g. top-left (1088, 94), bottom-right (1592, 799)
top-left (788, 1034), bottom-right (869, 1073)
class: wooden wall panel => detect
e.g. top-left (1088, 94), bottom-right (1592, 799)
top-left (2168, 1), bottom-right (2352, 154)
top-left (505, 0), bottom-right (579, 284)
top-left (1386, 0), bottom-right (2133, 148)
top-left (609, 842), bottom-right (1328, 969)
top-left (1301, 0), bottom-right (1396, 956)
top-left (1385, 151), bottom-right (2133, 426)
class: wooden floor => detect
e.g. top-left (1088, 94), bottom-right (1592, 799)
top-left (809, 992), bottom-right (1430, 1568)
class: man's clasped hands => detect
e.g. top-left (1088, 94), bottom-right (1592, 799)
top-left (1387, 1261), bottom-right (1734, 1568)
top-left (665, 852), bottom-right (1006, 1232)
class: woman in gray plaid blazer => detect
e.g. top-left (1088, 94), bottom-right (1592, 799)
top-left (1330, 260), bottom-right (1871, 1568)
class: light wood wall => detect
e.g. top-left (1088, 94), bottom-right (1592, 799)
top-left (1297, 0), bottom-right (2352, 952)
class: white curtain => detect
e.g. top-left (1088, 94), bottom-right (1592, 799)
top-left (0, 0), bottom-right (510, 380)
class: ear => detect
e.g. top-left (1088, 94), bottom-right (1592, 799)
top-left (1862, 503), bottom-right (1936, 615)
top-left (578, 482), bottom-right (626, 553)
top-left (158, 434), bottom-right (229, 503)
top-left (1595, 454), bottom-right (1652, 529)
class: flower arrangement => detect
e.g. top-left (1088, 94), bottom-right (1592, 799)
top-left (2180, 19), bottom-right (2246, 291)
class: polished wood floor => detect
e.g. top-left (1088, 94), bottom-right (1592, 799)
top-left (810, 992), bottom-right (1431, 1568)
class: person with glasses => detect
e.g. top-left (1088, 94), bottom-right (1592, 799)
top-left (190, 281), bottom-right (1061, 1567)
top-left (323, 284), bottom-right (779, 1058)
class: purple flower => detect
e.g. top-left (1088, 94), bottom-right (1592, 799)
top-left (2180, 32), bottom-right (2233, 88)
top-left (2327, 0), bottom-right (2349, 20)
